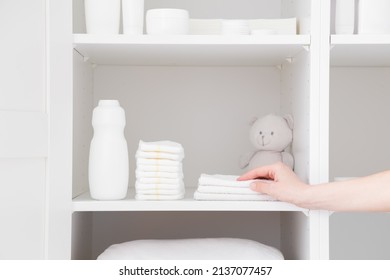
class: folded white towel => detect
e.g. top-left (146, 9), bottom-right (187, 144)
top-left (135, 182), bottom-right (184, 190)
top-left (135, 192), bottom-right (185, 200)
top-left (248, 18), bottom-right (297, 35)
top-left (139, 140), bottom-right (184, 154)
top-left (137, 158), bottom-right (182, 167)
top-left (97, 238), bottom-right (284, 260)
top-left (136, 170), bottom-right (184, 179)
top-left (136, 150), bottom-right (184, 161)
top-left (194, 191), bottom-right (276, 201)
top-left (136, 188), bottom-right (184, 195)
top-left (137, 177), bottom-right (183, 185)
top-left (199, 174), bottom-right (261, 187)
top-left (137, 164), bottom-right (182, 173)
top-left (197, 185), bottom-right (259, 195)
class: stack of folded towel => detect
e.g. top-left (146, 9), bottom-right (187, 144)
top-left (135, 140), bottom-right (185, 200)
top-left (194, 174), bottom-right (277, 201)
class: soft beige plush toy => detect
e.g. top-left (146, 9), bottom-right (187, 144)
top-left (239, 114), bottom-right (294, 171)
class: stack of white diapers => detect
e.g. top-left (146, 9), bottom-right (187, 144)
top-left (135, 140), bottom-right (185, 200)
top-left (194, 174), bottom-right (277, 201)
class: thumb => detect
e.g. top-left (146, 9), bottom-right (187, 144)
top-left (250, 181), bottom-right (275, 195)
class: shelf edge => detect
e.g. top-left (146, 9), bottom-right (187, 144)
top-left (73, 34), bottom-right (311, 46)
top-left (72, 191), bottom-right (308, 214)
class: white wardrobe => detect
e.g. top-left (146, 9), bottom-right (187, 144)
top-left (1, 0), bottom-right (389, 260)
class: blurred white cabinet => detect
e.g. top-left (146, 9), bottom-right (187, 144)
top-left (0, 0), bottom-right (47, 259)
top-left (0, 0), bottom-right (335, 260)
top-left (329, 0), bottom-right (390, 260)
top-left (0, 0), bottom-right (72, 259)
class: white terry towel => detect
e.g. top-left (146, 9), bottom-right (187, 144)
top-left (136, 164), bottom-right (182, 173)
top-left (137, 158), bottom-right (181, 167)
top-left (137, 177), bottom-right (183, 185)
top-left (199, 174), bottom-right (258, 187)
top-left (139, 140), bottom-right (184, 154)
top-left (194, 191), bottom-right (276, 201)
top-left (136, 170), bottom-right (184, 179)
top-left (135, 182), bottom-right (184, 190)
top-left (136, 150), bottom-right (184, 161)
top-left (135, 192), bottom-right (185, 200)
top-left (97, 238), bottom-right (284, 260)
top-left (197, 185), bottom-right (260, 195)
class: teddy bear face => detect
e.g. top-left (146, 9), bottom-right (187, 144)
top-left (249, 114), bottom-right (293, 152)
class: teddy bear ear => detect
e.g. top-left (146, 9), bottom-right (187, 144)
top-left (249, 116), bottom-right (258, 126)
top-left (283, 114), bottom-right (294, 130)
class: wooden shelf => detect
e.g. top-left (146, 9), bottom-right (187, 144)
top-left (72, 188), bottom-right (308, 213)
top-left (73, 34), bottom-right (310, 66)
top-left (331, 35), bottom-right (390, 66)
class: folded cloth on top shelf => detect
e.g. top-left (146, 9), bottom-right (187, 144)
top-left (136, 164), bottom-right (182, 173)
top-left (137, 177), bottom-right (183, 185)
top-left (136, 150), bottom-right (184, 161)
top-left (135, 192), bottom-right (185, 201)
top-left (193, 191), bottom-right (276, 201)
top-left (136, 170), bottom-right (184, 179)
top-left (136, 188), bottom-right (185, 195)
top-left (136, 158), bottom-right (182, 167)
top-left (97, 238), bottom-right (284, 260)
top-left (198, 174), bottom-right (258, 188)
top-left (138, 140), bottom-right (184, 154)
top-left (135, 182), bottom-right (184, 190)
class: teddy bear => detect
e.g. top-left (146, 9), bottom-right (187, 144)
top-left (239, 114), bottom-right (294, 171)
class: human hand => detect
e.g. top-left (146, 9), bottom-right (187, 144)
top-left (238, 162), bottom-right (310, 207)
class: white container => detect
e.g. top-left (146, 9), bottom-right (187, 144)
top-left (222, 20), bottom-right (250, 35)
top-left (146, 9), bottom-right (189, 35)
top-left (122, 0), bottom-right (144, 35)
top-left (85, 0), bottom-right (121, 34)
top-left (359, 0), bottom-right (390, 34)
top-left (335, 0), bottom-right (355, 34)
top-left (89, 100), bottom-right (129, 200)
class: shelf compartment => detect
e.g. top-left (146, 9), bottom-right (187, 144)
top-left (72, 188), bottom-right (308, 213)
top-left (73, 34), bottom-right (310, 66)
top-left (331, 35), bottom-right (390, 66)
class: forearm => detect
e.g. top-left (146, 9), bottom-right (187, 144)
top-left (301, 171), bottom-right (390, 211)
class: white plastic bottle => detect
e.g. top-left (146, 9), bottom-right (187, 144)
top-left (122, 0), bottom-right (145, 35)
top-left (335, 0), bottom-right (355, 34)
top-left (85, 0), bottom-right (121, 34)
top-left (89, 100), bottom-right (129, 200)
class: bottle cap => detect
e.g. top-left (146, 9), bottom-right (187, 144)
top-left (99, 100), bottom-right (120, 106)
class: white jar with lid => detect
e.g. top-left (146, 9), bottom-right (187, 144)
top-left (146, 9), bottom-right (189, 35)
top-left (89, 100), bottom-right (129, 200)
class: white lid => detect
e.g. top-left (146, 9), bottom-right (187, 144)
top-left (147, 9), bottom-right (189, 19)
top-left (98, 100), bottom-right (120, 106)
